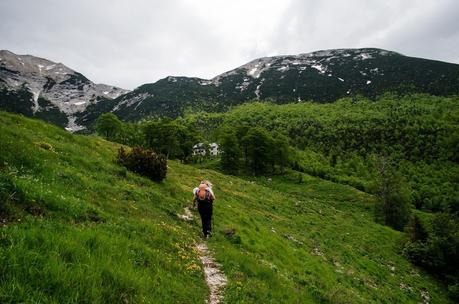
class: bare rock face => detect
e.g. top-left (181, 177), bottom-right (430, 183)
top-left (0, 50), bottom-right (128, 131)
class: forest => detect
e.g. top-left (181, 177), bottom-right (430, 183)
top-left (93, 93), bottom-right (459, 297)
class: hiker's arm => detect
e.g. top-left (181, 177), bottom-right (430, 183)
top-left (208, 188), bottom-right (215, 200)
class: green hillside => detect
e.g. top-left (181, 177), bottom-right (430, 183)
top-left (0, 111), bottom-right (452, 303)
top-left (186, 94), bottom-right (459, 213)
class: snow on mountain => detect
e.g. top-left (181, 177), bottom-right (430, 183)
top-left (2, 48), bottom-right (458, 128)
top-left (110, 48), bottom-right (459, 123)
top-left (0, 50), bottom-right (128, 131)
top-left (210, 48), bottom-right (396, 90)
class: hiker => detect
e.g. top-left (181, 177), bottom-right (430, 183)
top-left (192, 180), bottom-right (215, 239)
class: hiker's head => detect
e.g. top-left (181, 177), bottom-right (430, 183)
top-left (201, 180), bottom-right (213, 188)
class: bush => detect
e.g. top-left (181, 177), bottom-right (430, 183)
top-left (117, 147), bottom-right (167, 182)
top-left (403, 213), bottom-right (459, 300)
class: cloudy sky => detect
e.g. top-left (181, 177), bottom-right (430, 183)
top-left (1, 0), bottom-right (458, 89)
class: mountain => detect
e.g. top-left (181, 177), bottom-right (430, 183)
top-left (1, 48), bottom-right (459, 129)
top-left (0, 50), bottom-right (128, 131)
top-left (110, 48), bottom-right (459, 122)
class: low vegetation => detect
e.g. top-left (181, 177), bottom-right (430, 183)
top-left (0, 110), bottom-right (455, 302)
top-left (117, 146), bottom-right (168, 182)
top-left (90, 94), bottom-right (459, 298)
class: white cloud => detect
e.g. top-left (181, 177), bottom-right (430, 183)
top-left (0, 0), bottom-right (457, 89)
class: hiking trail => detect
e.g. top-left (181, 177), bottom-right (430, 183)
top-left (178, 206), bottom-right (227, 304)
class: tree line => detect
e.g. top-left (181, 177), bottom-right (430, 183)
top-left (94, 113), bottom-right (199, 163)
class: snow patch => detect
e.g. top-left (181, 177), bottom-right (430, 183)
top-left (254, 79), bottom-right (265, 99)
top-left (243, 58), bottom-right (274, 79)
top-left (255, 84), bottom-right (262, 99)
top-left (338, 78), bottom-right (344, 82)
top-left (113, 92), bottom-right (150, 111)
top-left (248, 66), bottom-right (258, 76)
top-left (235, 78), bottom-right (251, 92)
top-left (30, 89), bottom-right (41, 113)
top-left (370, 68), bottom-right (382, 75)
top-left (65, 116), bottom-right (86, 132)
top-left (200, 80), bottom-right (212, 86)
top-left (366, 80), bottom-right (372, 85)
top-left (355, 53), bottom-right (373, 60)
top-left (74, 101), bottom-right (86, 106)
top-left (311, 64), bottom-right (326, 74)
top-left (277, 66), bottom-right (289, 72)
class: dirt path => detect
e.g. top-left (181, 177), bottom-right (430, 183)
top-left (178, 207), bottom-right (227, 304)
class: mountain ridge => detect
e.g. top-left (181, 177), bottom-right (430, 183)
top-left (109, 47), bottom-right (459, 122)
top-left (1, 48), bottom-right (459, 129)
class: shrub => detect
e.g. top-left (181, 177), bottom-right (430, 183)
top-left (117, 147), bottom-right (167, 182)
top-left (34, 141), bottom-right (54, 151)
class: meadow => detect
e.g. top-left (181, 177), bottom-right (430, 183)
top-left (0, 111), bottom-right (451, 303)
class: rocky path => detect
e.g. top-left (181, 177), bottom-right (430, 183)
top-left (178, 207), bottom-right (227, 304)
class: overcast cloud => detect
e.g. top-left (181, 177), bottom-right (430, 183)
top-left (1, 0), bottom-right (458, 89)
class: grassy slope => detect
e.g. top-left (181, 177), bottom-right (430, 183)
top-left (0, 111), bottom-right (451, 303)
top-left (0, 111), bottom-right (207, 303)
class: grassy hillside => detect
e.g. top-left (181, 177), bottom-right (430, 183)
top-left (0, 111), bottom-right (452, 303)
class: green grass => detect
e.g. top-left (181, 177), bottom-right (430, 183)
top-left (0, 112), bottom-right (207, 303)
top-left (0, 111), bottom-right (452, 303)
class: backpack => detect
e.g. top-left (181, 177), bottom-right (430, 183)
top-left (196, 184), bottom-right (211, 202)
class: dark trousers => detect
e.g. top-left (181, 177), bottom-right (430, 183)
top-left (197, 200), bottom-right (213, 236)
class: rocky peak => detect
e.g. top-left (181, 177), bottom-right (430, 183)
top-left (0, 50), bottom-right (128, 131)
